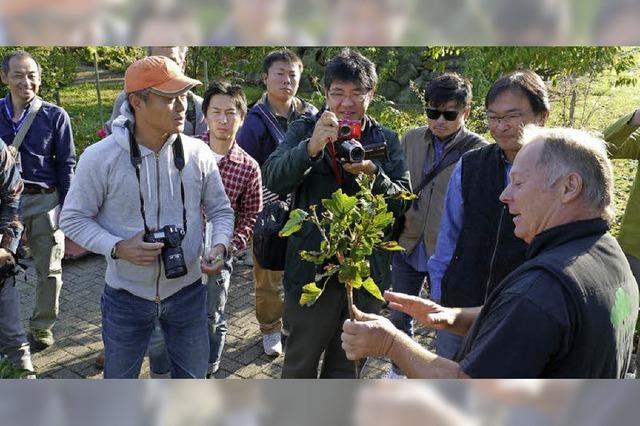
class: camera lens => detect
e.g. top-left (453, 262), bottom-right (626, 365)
top-left (338, 124), bottom-right (352, 137)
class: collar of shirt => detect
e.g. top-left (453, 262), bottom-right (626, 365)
top-left (264, 96), bottom-right (296, 123)
top-left (1, 93), bottom-right (35, 134)
top-left (198, 133), bottom-right (244, 165)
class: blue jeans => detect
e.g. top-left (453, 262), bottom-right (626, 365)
top-left (435, 330), bottom-right (464, 360)
top-left (390, 252), bottom-right (429, 338)
top-left (101, 279), bottom-right (208, 378)
top-left (148, 259), bottom-right (232, 376)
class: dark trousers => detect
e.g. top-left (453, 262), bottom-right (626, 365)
top-left (281, 280), bottom-right (381, 378)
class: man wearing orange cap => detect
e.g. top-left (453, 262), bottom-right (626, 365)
top-left (60, 56), bottom-right (235, 378)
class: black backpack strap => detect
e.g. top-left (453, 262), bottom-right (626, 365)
top-left (185, 91), bottom-right (197, 135)
top-left (413, 136), bottom-right (478, 198)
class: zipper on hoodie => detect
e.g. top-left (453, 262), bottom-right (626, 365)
top-left (154, 152), bottom-right (162, 304)
top-left (483, 204), bottom-right (506, 302)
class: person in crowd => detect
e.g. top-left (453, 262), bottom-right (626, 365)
top-left (148, 80), bottom-right (262, 378)
top-left (60, 56), bottom-right (234, 378)
top-left (387, 72), bottom-right (486, 378)
top-left (603, 107), bottom-right (640, 377)
top-left (343, 125), bottom-right (639, 378)
top-left (428, 70), bottom-right (549, 359)
top-left (0, 136), bottom-right (32, 375)
top-left (236, 49), bottom-right (317, 356)
top-left (0, 50), bottom-right (76, 351)
top-left (104, 46), bottom-right (206, 137)
top-left (263, 48), bottom-right (410, 378)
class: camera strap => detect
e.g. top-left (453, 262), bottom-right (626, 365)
top-left (326, 142), bottom-right (342, 186)
top-left (128, 122), bottom-right (188, 234)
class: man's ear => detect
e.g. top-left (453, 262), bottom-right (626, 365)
top-left (560, 172), bottom-right (583, 203)
top-left (262, 72), bottom-right (268, 86)
top-left (128, 93), bottom-right (142, 111)
top-left (0, 72), bottom-right (7, 85)
top-left (462, 105), bottom-right (471, 120)
top-left (537, 111), bottom-right (549, 126)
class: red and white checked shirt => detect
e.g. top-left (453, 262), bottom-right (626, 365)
top-left (199, 134), bottom-right (263, 252)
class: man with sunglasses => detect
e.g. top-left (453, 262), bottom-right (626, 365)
top-left (387, 72), bottom-right (486, 378)
top-left (263, 48), bottom-right (410, 378)
top-left (428, 70), bottom-right (549, 360)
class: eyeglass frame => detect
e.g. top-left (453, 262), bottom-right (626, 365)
top-left (326, 90), bottom-right (370, 104)
top-left (485, 109), bottom-right (533, 127)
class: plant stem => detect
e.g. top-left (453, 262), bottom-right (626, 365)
top-left (345, 283), bottom-right (360, 378)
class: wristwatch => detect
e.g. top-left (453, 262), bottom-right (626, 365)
top-left (110, 243), bottom-right (119, 260)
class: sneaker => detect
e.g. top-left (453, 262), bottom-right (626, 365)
top-left (28, 329), bottom-right (54, 352)
top-left (207, 362), bottom-right (219, 378)
top-left (262, 332), bottom-right (283, 357)
top-left (383, 367), bottom-right (406, 379)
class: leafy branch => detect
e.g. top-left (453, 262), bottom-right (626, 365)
top-left (281, 173), bottom-right (414, 352)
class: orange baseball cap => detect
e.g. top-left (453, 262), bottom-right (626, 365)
top-left (124, 56), bottom-right (201, 96)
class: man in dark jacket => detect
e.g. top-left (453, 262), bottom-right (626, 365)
top-left (428, 70), bottom-right (549, 359)
top-left (263, 48), bottom-right (410, 378)
top-left (388, 72), bottom-right (486, 378)
top-left (236, 49), bottom-right (317, 357)
top-left (342, 125), bottom-right (639, 378)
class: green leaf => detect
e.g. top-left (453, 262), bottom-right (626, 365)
top-left (351, 274), bottom-right (363, 289)
top-left (299, 250), bottom-right (325, 264)
top-left (279, 209), bottom-right (308, 237)
top-left (362, 277), bottom-right (384, 301)
top-left (392, 191), bottom-right (418, 201)
top-left (323, 190), bottom-right (357, 217)
top-left (372, 211), bottom-right (395, 229)
top-left (338, 262), bottom-right (358, 284)
top-left (299, 282), bottom-right (324, 307)
top-left (378, 241), bottom-right (406, 251)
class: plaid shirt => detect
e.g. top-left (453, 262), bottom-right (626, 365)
top-left (199, 134), bottom-right (262, 252)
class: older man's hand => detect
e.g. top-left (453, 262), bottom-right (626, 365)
top-left (342, 306), bottom-right (399, 360)
top-left (384, 291), bottom-right (457, 330)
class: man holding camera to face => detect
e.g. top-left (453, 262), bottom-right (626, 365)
top-left (60, 56), bottom-right (234, 379)
top-left (263, 49), bottom-right (410, 378)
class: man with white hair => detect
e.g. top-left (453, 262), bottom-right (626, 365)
top-left (342, 125), bottom-right (639, 378)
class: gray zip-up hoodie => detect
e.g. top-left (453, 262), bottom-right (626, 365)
top-left (60, 104), bottom-right (234, 301)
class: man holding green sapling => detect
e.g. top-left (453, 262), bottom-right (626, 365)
top-left (263, 48), bottom-right (411, 378)
top-left (342, 126), bottom-right (638, 378)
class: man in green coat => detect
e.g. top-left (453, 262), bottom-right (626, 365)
top-left (604, 109), bottom-right (640, 377)
top-left (263, 49), bottom-right (411, 378)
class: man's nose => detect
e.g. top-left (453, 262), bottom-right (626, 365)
top-left (499, 186), bottom-right (510, 203)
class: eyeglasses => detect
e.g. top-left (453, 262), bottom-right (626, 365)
top-left (426, 108), bottom-right (461, 121)
top-left (327, 92), bottom-right (369, 104)
top-left (486, 111), bottom-right (531, 127)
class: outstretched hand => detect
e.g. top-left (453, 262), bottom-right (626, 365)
top-left (384, 291), bottom-right (457, 331)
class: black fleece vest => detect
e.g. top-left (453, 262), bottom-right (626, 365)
top-left (457, 219), bottom-right (638, 378)
top-left (441, 144), bottom-right (527, 307)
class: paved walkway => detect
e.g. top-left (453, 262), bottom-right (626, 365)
top-left (16, 254), bottom-right (433, 379)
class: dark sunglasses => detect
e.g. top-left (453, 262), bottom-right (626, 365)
top-left (426, 108), bottom-right (460, 121)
